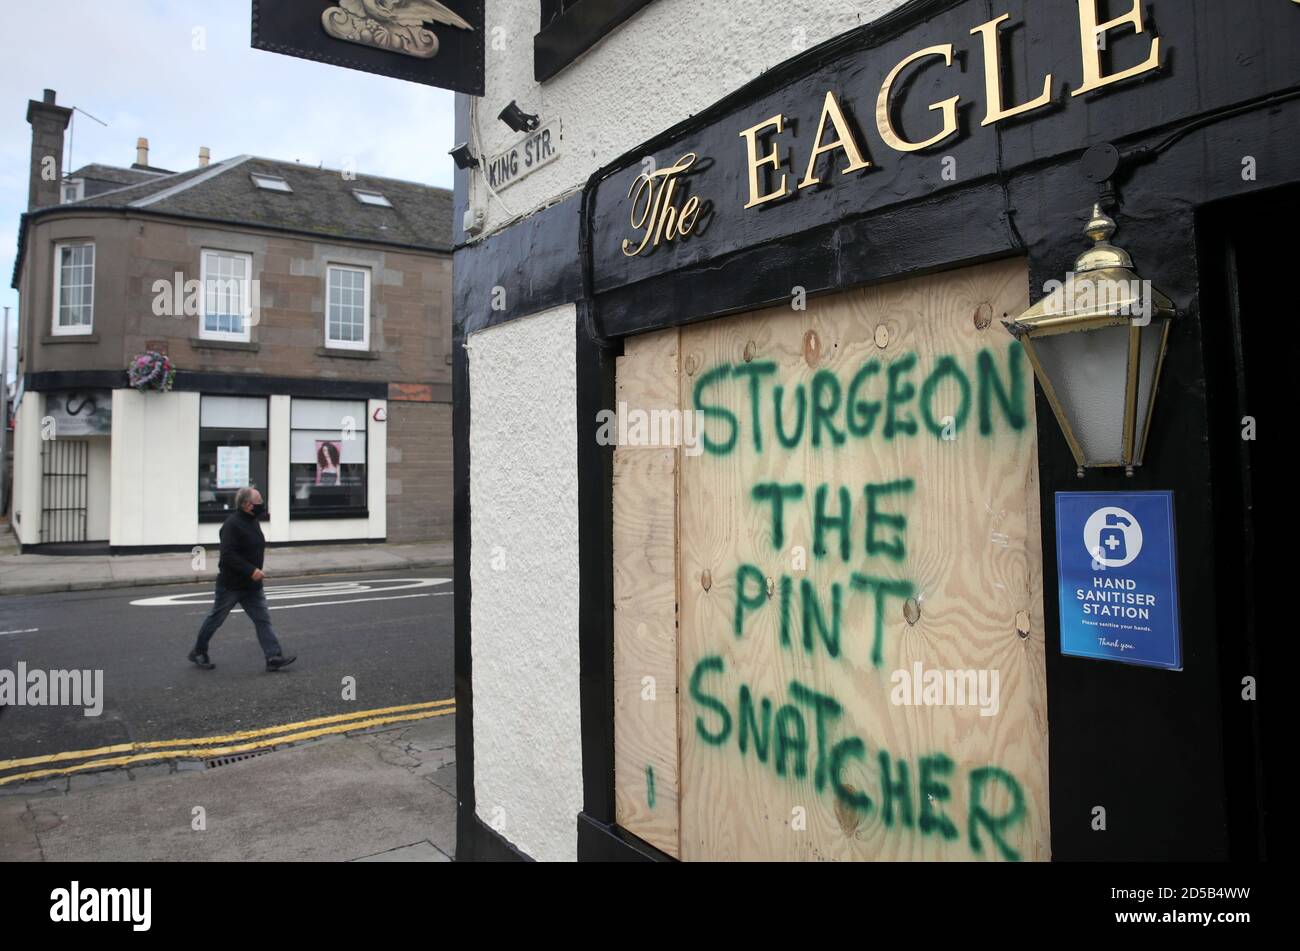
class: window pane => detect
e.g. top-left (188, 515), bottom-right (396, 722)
top-left (290, 398), bottom-right (366, 431)
top-left (289, 428), bottom-right (365, 465)
top-left (290, 458), bottom-right (366, 514)
top-left (198, 427), bottom-right (270, 519)
top-left (289, 399), bottom-right (367, 517)
top-left (327, 268), bottom-right (367, 345)
top-left (201, 395), bottom-right (268, 429)
top-left (203, 251), bottom-right (249, 336)
top-left (56, 244), bottom-right (94, 329)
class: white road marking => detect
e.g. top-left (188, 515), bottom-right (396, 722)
top-left (0, 628), bottom-right (40, 636)
top-left (232, 591), bottom-right (453, 613)
top-left (131, 578), bottom-right (451, 608)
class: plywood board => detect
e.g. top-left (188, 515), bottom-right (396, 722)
top-left (676, 258), bottom-right (1050, 861)
top-left (613, 328), bottom-right (681, 857)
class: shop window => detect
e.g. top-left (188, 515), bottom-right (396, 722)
top-left (52, 242), bottom-right (95, 335)
top-left (199, 249), bottom-right (254, 341)
top-left (535, 0), bottom-right (658, 82)
top-left (325, 265), bottom-right (371, 350)
top-left (290, 398), bottom-right (368, 518)
top-left (199, 396), bottom-right (269, 522)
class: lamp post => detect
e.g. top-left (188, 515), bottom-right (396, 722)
top-left (1004, 205), bottom-right (1176, 477)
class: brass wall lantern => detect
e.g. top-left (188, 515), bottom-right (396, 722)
top-left (1004, 204), bottom-right (1176, 476)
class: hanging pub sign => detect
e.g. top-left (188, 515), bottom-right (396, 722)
top-left (1055, 492), bottom-right (1182, 670)
top-left (251, 0), bottom-right (484, 95)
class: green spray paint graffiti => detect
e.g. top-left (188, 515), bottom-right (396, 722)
top-left (736, 476), bottom-right (916, 667)
top-left (736, 563), bottom-right (913, 667)
top-left (685, 338), bottom-right (1034, 859)
top-left (750, 479), bottom-right (915, 565)
top-left (694, 343), bottom-right (1027, 457)
top-left (689, 654), bottom-right (1027, 861)
top-left (708, 351), bottom-right (1027, 668)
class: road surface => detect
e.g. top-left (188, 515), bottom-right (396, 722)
top-left (0, 569), bottom-right (453, 763)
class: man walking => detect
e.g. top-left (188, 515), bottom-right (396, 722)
top-left (188, 486), bottom-right (297, 672)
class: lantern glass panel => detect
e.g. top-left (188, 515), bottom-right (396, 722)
top-left (1031, 324), bottom-right (1130, 466)
top-left (1132, 319), bottom-right (1168, 464)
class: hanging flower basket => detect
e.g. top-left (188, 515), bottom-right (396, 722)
top-left (128, 350), bottom-right (176, 392)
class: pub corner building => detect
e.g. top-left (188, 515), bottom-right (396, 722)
top-left (452, 0), bottom-right (1281, 862)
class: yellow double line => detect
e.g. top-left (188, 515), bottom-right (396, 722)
top-left (0, 698), bottom-right (455, 787)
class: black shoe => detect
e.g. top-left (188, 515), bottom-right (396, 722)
top-left (188, 650), bottom-right (215, 670)
top-left (266, 654), bottom-right (297, 672)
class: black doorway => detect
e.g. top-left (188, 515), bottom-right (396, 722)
top-left (1197, 185), bottom-right (1287, 862)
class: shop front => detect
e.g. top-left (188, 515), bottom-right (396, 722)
top-left (453, 0), bottom-right (1288, 862)
top-left (10, 380), bottom-right (388, 552)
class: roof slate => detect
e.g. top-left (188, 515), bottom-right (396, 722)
top-left (70, 163), bottom-right (170, 198)
top-left (57, 156), bottom-right (452, 252)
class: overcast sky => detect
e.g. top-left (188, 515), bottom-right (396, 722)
top-left (0, 0), bottom-right (457, 385)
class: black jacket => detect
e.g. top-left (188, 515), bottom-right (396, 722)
top-left (217, 510), bottom-right (266, 589)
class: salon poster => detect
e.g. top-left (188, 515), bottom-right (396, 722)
top-left (315, 440), bottom-right (343, 486)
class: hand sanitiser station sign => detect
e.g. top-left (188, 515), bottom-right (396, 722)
top-left (1055, 492), bottom-right (1182, 671)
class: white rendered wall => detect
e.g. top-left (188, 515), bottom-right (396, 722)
top-left (468, 305), bottom-right (581, 862)
top-left (471, 0), bottom-right (908, 237)
top-left (266, 395), bottom-right (291, 545)
top-left (11, 393), bottom-right (44, 546)
top-left (110, 390), bottom-right (201, 547)
top-left (85, 437), bottom-right (111, 542)
top-left (366, 399), bottom-right (388, 540)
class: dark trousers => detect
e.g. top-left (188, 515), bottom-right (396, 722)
top-left (194, 581), bottom-right (283, 659)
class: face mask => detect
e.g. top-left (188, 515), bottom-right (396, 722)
top-left (250, 502), bottom-right (266, 518)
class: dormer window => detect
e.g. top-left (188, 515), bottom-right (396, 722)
top-left (251, 173), bottom-right (292, 193)
top-left (61, 179), bottom-right (84, 203)
top-left (353, 189), bottom-right (392, 208)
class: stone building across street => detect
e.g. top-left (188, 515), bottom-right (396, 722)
top-left (10, 89), bottom-right (453, 552)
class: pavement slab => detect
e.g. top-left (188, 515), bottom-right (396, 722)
top-left (0, 541), bottom-right (452, 596)
top-left (352, 840), bottom-right (451, 862)
top-left (1, 725), bottom-right (458, 862)
top-left (425, 762), bottom-right (457, 796)
top-left (0, 798), bottom-right (44, 861)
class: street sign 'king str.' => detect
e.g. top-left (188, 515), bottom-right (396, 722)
top-left (252, 0), bottom-right (484, 95)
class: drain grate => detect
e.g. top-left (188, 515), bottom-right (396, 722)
top-left (205, 748), bottom-right (274, 770)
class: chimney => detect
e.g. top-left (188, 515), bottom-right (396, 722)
top-left (134, 137), bottom-right (150, 169)
top-left (26, 89), bottom-right (72, 210)
top-left (198, 146), bottom-right (210, 168)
